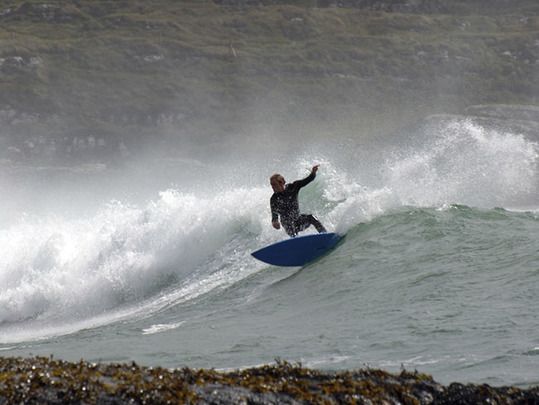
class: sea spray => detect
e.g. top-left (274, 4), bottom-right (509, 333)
top-left (0, 187), bottom-right (269, 339)
top-left (383, 119), bottom-right (538, 207)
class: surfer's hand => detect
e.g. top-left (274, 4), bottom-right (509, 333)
top-left (272, 220), bottom-right (281, 230)
top-left (311, 164), bottom-right (320, 174)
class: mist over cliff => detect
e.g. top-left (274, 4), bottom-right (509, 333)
top-left (0, 0), bottom-right (538, 164)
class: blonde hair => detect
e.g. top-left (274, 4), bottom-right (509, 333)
top-left (270, 173), bottom-right (284, 186)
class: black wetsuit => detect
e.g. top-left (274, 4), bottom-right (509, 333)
top-left (270, 172), bottom-right (327, 237)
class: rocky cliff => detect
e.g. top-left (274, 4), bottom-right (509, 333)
top-left (1, 0), bottom-right (538, 163)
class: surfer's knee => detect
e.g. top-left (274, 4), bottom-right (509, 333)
top-left (309, 215), bottom-right (327, 233)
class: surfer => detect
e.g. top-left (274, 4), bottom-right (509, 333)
top-left (270, 164), bottom-right (327, 237)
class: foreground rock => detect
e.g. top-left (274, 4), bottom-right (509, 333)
top-left (0, 357), bottom-right (537, 404)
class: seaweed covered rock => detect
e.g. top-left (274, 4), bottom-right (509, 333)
top-left (0, 357), bottom-right (538, 404)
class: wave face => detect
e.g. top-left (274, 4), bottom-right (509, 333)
top-left (0, 116), bottom-right (538, 386)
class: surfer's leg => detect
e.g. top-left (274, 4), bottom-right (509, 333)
top-left (297, 214), bottom-right (327, 234)
top-left (285, 227), bottom-right (297, 237)
top-left (308, 214), bottom-right (327, 233)
top-left (281, 220), bottom-right (297, 237)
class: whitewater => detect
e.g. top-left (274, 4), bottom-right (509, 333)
top-left (0, 117), bottom-right (538, 387)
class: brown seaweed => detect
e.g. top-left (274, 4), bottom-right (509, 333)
top-left (0, 356), bottom-right (537, 404)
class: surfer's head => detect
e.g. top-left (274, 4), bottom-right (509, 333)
top-left (270, 173), bottom-right (285, 192)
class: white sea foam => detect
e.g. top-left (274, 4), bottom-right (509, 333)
top-left (309, 118), bottom-right (539, 234)
top-left (384, 119), bottom-right (538, 208)
top-left (302, 355), bottom-right (351, 368)
top-left (0, 186), bottom-right (272, 342)
top-left (295, 119), bottom-right (538, 234)
top-left (379, 355), bottom-right (442, 367)
top-left (142, 321), bottom-right (185, 335)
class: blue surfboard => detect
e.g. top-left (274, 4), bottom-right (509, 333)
top-left (251, 232), bottom-right (342, 267)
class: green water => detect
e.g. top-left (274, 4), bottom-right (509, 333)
top-left (1, 117), bottom-right (538, 387)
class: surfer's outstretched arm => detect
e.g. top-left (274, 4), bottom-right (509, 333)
top-left (292, 164), bottom-right (320, 190)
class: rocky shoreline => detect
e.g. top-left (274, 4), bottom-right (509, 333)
top-left (0, 357), bottom-right (537, 404)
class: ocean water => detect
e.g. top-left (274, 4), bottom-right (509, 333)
top-left (1, 117), bottom-right (538, 387)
